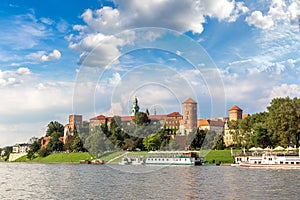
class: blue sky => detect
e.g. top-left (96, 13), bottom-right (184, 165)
top-left (1, 0), bottom-right (300, 147)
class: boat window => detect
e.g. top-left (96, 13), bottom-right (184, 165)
top-left (269, 158), bottom-right (272, 161)
top-left (166, 159), bottom-right (168, 161)
top-left (296, 162), bottom-right (300, 164)
top-left (280, 161), bottom-right (283, 164)
top-left (291, 162), bottom-right (294, 164)
top-left (285, 162), bottom-right (288, 164)
top-left (258, 161), bottom-right (261, 164)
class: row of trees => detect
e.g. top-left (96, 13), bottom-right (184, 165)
top-left (228, 97), bottom-right (300, 149)
top-left (27, 121), bottom-right (85, 159)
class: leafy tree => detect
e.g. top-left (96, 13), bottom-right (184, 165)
top-left (30, 139), bottom-right (41, 153)
top-left (133, 112), bottom-right (150, 126)
top-left (71, 135), bottom-right (85, 152)
top-left (266, 97), bottom-right (300, 147)
top-left (213, 134), bottom-right (225, 150)
top-left (46, 132), bottom-right (64, 152)
top-left (143, 134), bottom-right (161, 150)
top-left (46, 121), bottom-right (64, 137)
top-left (38, 147), bottom-right (50, 157)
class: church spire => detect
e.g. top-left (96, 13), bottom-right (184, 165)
top-left (130, 96), bottom-right (140, 116)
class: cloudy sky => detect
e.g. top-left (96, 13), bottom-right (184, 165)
top-left (0, 0), bottom-right (300, 147)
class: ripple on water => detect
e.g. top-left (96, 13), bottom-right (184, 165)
top-left (1, 163), bottom-right (300, 199)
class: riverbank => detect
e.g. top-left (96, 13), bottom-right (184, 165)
top-left (12, 150), bottom-right (241, 164)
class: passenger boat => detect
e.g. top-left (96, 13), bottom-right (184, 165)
top-left (239, 153), bottom-right (300, 168)
top-left (119, 156), bottom-right (144, 165)
top-left (144, 151), bottom-right (204, 166)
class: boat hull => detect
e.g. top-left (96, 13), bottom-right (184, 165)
top-left (240, 163), bottom-right (300, 169)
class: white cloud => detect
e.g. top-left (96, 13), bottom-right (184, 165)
top-left (76, 0), bottom-right (247, 35)
top-left (16, 67), bottom-right (31, 75)
top-left (40, 49), bottom-right (61, 62)
top-left (108, 72), bottom-right (121, 86)
top-left (0, 68), bottom-right (31, 87)
top-left (246, 11), bottom-right (274, 29)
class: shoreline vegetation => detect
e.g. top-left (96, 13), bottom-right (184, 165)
top-left (12, 150), bottom-right (240, 165)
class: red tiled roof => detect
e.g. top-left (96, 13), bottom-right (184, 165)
top-left (198, 119), bottom-right (225, 127)
top-left (148, 115), bottom-right (167, 120)
top-left (183, 98), bottom-right (197, 104)
top-left (167, 112), bottom-right (182, 117)
top-left (242, 114), bottom-right (250, 119)
top-left (90, 115), bottom-right (106, 120)
top-left (198, 119), bottom-right (209, 127)
top-left (120, 116), bottom-right (135, 121)
top-left (229, 105), bottom-right (242, 111)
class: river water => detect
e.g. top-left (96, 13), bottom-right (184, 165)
top-left (0, 162), bottom-right (299, 200)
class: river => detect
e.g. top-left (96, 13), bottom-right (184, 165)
top-left (0, 162), bottom-right (299, 199)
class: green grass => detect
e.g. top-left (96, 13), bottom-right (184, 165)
top-left (203, 150), bottom-right (241, 164)
top-left (99, 151), bottom-right (125, 162)
top-left (30, 152), bottom-right (92, 163)
top-left (14, 155), bottom-right (29, 162)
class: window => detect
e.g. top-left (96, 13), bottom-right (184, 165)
top-left (291, 162), bottom-right (294, 164)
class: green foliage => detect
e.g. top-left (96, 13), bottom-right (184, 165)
top-left (143, 134), bottom-right (161, 150)
top-left (30, 139), bottom-right (41, 153)
top-left (46, 121), bottom-right (64, 137)
top-left (228, 97), bottom-right (300, 148)
top-left (213, 134), bottom-right (225, 150)
top-left (38, 148), bottom-right (50, 157)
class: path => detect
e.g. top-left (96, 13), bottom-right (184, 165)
top-left (106, 152), bottom-right (128, 164)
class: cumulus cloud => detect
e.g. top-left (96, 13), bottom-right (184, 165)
top-left (108, 72), bottom-right (121, 86)
top-left (0, 67), bottom-right (31, 87)
top-left (78, 0), bottom-right (246, 35)
top-left (246, 11), bottom-right (274, 29)
top-left (40, 49), bottom-right (61, 62)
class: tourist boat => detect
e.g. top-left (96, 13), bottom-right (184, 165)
top-left (144, 151), bottom-right (204, 166)
top-left (239, 153), bottom-right (300, 168)
top-left (119, 156), bottom-right (144, 165)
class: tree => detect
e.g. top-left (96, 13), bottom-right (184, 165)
top-left (266, 97), bottom-right (300, 147)
top-left (46, 121), bottom-right (64, 137)
top-left (71, 135), bottom-right (85, 152)
top-left (133, 112), bottom-right (150, 126)
top-left (143, 134), bottom-right (161, 150)
top-left (213, 134), bottom-right (225, 150)
top-left (46, 132), bottom-right (64, 152)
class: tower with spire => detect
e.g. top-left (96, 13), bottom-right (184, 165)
top-left (130, 96), bottom-right (140, 116)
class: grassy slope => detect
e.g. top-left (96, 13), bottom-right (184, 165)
top-left (22, 152), bottom-right (92, 163)
top-left (204, 150), bottom-right (241, 163)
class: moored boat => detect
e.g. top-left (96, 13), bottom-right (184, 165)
top-left (119, 156), bottom-right (144, 165)
top-left (239, 153), bottom-right (300, 168)
top-left (144, 151), bottom-right (204, 166)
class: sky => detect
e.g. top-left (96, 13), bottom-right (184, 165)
top-left (0, 0), bottom-right (300, 147)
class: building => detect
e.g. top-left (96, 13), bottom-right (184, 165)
top-left (68, 115), bottom-right (83, 130)
top-left (197, 119), bottom-right (225, 135)
top-left (224, 105), bottom-right (250, 147)
top-left (166, 112), bottom-right (182, 131)
top-left (12, 143), bottom-right (30, 153)
top-left (90, 115), bottom-right (107, 128)
top-left (228, 105), bottom-right (243, 121)
top-left (180, 98), bottom-right (198, 134)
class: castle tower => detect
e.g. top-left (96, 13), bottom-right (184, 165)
top-left (130, 96), bottom-right (140, 116)
top-left (69, 115), bottom-right (83, 130)
top-left (181, 98), bottom-right (197, 134)
top-left (228, 105), bottom-right (243, 121)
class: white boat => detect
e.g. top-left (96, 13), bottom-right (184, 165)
top-left (239, 153), bottom-right (300, 168)
top-left (144, 151), bottom-right (204, 166)
top-left (119, 156), bottom-right (144, 165)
